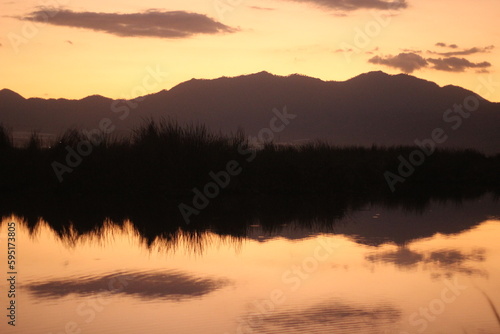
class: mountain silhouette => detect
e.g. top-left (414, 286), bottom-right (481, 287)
top-left (1, 71), bottom-right (499, 153)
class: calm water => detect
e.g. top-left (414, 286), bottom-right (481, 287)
top-left (1, 195), bottom-right (500, 334)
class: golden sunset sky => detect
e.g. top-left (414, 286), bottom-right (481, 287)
top-left (1, 0), bottom-right (499, 101)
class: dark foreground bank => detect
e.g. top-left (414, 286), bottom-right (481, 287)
top-left (1, 119), bottom-right (499, 245)
top-left (1, 120), bottom-right (499, 197)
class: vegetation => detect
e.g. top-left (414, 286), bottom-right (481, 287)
top-left (1, 120), bottom-right (499, 196)
top-left (0, 119), bottom-right (499, 229)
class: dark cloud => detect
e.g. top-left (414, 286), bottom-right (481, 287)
top-left (21, 9), bottom-right (238, 39)
top-left (369, 52), bottom-right (492, 73)
top-left (428, 57), bottom-right (491, 72)
top-left (288, 0), bottom-right (407, 11)
top-left (430, 45), bottom-right (494, 57)
top-left (368, 52), bottom-right (428, 73)
top-left (26, 270), bottom-right (230, 300)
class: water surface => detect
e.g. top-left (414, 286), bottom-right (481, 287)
top-left (1, 195), bottom-right (500, 334)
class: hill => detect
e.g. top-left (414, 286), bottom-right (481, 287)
top-left (1, 71), bottom-right (499, 153)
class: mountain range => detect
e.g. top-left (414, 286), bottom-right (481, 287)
top-left (1, 71), bottom-right (499, 154)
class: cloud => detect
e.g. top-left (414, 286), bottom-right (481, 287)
top-left (427, 57), bottom-right (491, 72)
top-left (368, 52), bottom-right (428, 73)
top-left (20, 9), bottom-right (238, 39)
top-left (248, 6), bottom-right (275, 10)
top-left (365, 47), bottom-right (380, 54)
top-left (400, 48), bottom-right (422, 53)
top-left (430, 45), bottom-right (494, 57)
top-left (435, 42), bottom-right (458, 49)
top-left (335, 48), bottom-right (353, 53)
top-left (369, 52), bottom-right (493, 73)
top-left (287, 0), bottom-right (407, 11)
top-left (476, 68), bottom-right (490, 74)
top-left (26, 270), bottom-right (230, 300)
top-left (65, 40), bottom-right (73, 45)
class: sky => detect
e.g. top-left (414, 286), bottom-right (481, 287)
top-left (1, 0), bottom-right (499, 101)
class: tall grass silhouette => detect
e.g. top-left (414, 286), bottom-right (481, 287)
top-left (0, 120), bottom-right (499, 200)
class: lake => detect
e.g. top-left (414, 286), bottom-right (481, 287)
top-left (1, 193), bottom-right (500, 334)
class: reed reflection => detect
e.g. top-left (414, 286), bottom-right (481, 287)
top-left (1, 192), bottom-right (498, 251)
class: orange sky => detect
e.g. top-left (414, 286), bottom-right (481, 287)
top-left (1, 0), bottom-right (499, 101)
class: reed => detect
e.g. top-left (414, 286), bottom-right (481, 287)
top-left (0, 120), bottom-right (498, 199)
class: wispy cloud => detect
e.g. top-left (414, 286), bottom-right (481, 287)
top-left (286, 0), bottom-right (407, 11)
top-left (429, 45), bottom-right (494, 57)
top-left (248, 6), bottom-right (275, 11)
top-left (400, 48), bottom-right (422, 53)
top-left (427, 57), bottom-right (491, 72)
top-left (368, 53), bottom-right (428, 73)
top-left (20, 9), bottom-right (239, 39)
top-left (435, 42), bottom-right (458, 49)
top-left (335, 47), bottom-right (353, 53)
top-left (476, 69), bottom-right (490, 74)
top-left (369, 51), bottom-right (492, 73)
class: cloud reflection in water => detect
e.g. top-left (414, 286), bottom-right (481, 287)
top-left (251, 301), bottom-right (401, 333)
top-left (366, 247), bottom-right (487, 276)
top-left (26, 270), bottom-right (230, 301)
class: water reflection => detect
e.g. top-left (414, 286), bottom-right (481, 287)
top-left (27, 270), bottom-right (230, 300)
top-left (1, 194), bottom-right (500, 334)
top-left (255, 302), bottom-right (401, 334)
top-left (2, 191), bottom-right (498, 249)
top-left (366, 247), bottom-right (488, 276)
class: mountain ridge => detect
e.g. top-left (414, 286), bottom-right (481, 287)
top-left (1, 71), bottom-right (485, 102)
top-left (1, 71), bottom-right (499, 154)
